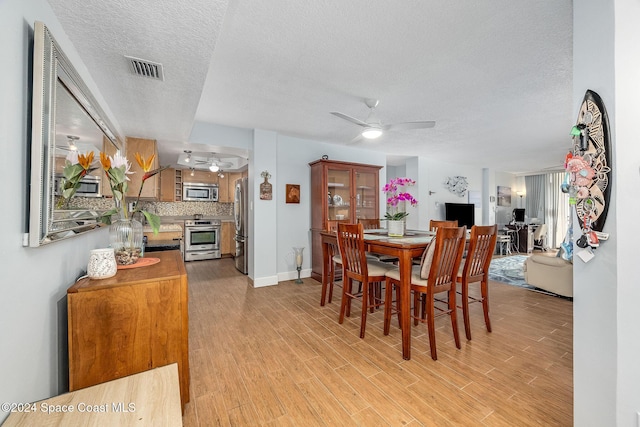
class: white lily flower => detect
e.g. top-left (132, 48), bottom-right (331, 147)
top-left (110, 150), bottom-right (133, 180)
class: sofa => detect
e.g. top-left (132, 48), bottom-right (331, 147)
top-left (523, 254), bottom-right (573, 297)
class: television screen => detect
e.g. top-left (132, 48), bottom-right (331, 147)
top-left (513, 208), bottom-right (526, 222)
top-left (445, 203), bottom-right (475, 229)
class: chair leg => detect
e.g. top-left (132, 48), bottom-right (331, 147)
top-left (425, 293), bottom-right (438, 360)
top-left (449, 287), bottom-right (461, 350)
top-left (339, 277), bottom-right (350, 324)
top-left (360, 280), bottom-right (369, 338)
top-left (413, 291), bottom-right (420, 326)
top-left (383, 278), bottom-right (393, 335)
top-left (481, 279), bottom-right (492, 332)
top-left (395, 283), bottom-right (402, 330)
top-left (461, 280), bottom-right (472, 340)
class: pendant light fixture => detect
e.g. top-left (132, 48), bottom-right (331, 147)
top-left (184, 150), bottom-right (192, 163)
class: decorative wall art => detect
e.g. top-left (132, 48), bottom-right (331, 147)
top-left (444, 176), bottom-right (468, 197)
top-left (286, 184), bottom-right (300, 203)
top-left (260, 170), bottom-right (272, 200)
top-left (562, 89), bottom-right (612, 260)
top-left (497, 186), bottom-right (511, 207)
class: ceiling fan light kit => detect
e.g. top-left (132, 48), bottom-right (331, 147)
top-left (209, 164), bottom-right (220, 172)
top-left (361, 127), bottom-right (382, 139)
top-left (331, 99), bottom-right (435, 141)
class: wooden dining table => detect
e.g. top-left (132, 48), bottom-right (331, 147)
top-left (320, 229), bottom-right (434, 360)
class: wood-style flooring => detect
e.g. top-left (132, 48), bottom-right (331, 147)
top-left (182, 258), bottom-right (572, 426)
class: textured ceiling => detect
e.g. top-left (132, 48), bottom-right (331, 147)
top-left (48, 0), bottom-right (573, 174)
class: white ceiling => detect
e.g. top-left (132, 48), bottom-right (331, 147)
top-left (47, 0), bottom-right (573, 174)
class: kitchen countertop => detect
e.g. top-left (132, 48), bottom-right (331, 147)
top-left (158, 215), bottom-right (234, 222)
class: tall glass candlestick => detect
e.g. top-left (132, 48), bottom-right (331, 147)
top-left (293, 247), bottom-right (304, 284)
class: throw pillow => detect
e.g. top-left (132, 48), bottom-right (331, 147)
top-left (419, 238), bottom-right (436, 280)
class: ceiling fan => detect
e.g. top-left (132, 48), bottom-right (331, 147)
top-left (194, 154), bottom-right (233, 172)
top-left (330, 99), bottom-right (435, 140)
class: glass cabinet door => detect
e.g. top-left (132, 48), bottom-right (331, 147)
top-left (327, 168), bottom-right (351, 221)
top-left (355, 171), bottom-right (377, 220)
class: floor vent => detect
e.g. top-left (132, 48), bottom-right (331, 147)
top-left (125, 55), bottom-right (164, 81)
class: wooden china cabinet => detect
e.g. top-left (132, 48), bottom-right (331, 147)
top-left (309, 159), bottom-right (382, 281)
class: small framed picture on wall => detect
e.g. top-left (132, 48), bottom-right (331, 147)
top-left (497, 186), bottom-right (512, 207)
top-left (286, 184), bottom-right (300, 203)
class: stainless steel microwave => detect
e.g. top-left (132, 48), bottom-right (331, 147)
top-left (54, 174), bottom-right (102, 198)
top-left (183, 183), bottom-right (218, 202)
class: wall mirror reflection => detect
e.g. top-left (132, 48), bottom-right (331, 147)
top-left (29, 21), bottom-right (121, 247)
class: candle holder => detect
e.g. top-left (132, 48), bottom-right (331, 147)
top-left (293, 247), bottom-right (304, 284)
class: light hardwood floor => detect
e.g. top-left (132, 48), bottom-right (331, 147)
top-left (182, 258), bottom-right (572, 426)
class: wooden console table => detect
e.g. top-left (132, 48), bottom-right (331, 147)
top-left (67, 250), bottom-right (189, 411)
top-left (3, 364), bottom-right (182, 426)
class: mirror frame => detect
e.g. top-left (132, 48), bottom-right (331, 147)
top-left (29, 21), bottom-right (122, 247)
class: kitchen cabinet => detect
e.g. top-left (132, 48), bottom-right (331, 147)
top-left (125, 136), bottom-right (159, 199)
top-left (221, 221), bottom-right (234, 256)
top-left (159, 168), bottom-right (183, 202)
top-left (160, 168), bottom-right (175, 202)
top-left (219, 172), bottom-right (242, 203)
top-left (309, 159), bottom-right (382, 281)
top-left (67, 250), bottom-right (189, 411)
top-left (182, 169), bottom-right (218, 184)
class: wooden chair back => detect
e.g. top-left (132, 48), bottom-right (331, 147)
top-left (429, 220), bottom-right (458, 232)
top-left (327, 219), bottom-right (350, 232)
top-left (427, 226), bottom-right (467, 291)
top-left (336, 223), bottom-right (368, 281)
top-left (357, 218), bottom-right (381, 230)
top-left (461, 225), bottom-right (498, 282)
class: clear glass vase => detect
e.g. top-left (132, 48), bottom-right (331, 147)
top-left (109, 217), bottom-right (143, 265)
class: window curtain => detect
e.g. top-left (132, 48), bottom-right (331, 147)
top-left (547, 172), bottom-right (570, 248)
top-left (524, 173), bottom-right (570, 249)
top-left (525, 175), bottom-right (545, 220)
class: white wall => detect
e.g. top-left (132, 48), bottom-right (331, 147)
top-left (614, 1), bottom-right (640, 424)
top-left (274, 135), bottom-right (386, 281)
top-left (0, 0), bottom-right (118, 421)
top-left (573, 0), bottom-right (633, 425)
top-left (573, 0), bottom-right (640, 425)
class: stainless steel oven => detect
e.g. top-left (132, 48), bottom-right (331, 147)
top-left (184, 219), bottom-right (221, 261)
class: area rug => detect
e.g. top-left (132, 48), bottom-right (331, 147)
top-left (488, 255), bottom-right (535, 290)
top-left (488, 255), bottom-right (571, 299)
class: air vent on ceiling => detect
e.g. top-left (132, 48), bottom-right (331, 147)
top-left (125, 55), bottom-right (164, 81)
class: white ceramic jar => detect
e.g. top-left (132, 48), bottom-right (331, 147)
top-left (87, 248), bottom-right (117, 280)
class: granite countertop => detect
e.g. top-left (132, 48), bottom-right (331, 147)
top-left (143, 223), bottom-right (183, 233)
top-left (158, 215), bottom-right (234, 222)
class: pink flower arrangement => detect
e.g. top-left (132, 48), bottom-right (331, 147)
top-left (382, 177), bottom-right (418, 220)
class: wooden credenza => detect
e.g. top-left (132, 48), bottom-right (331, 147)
top-left (67, 250), bottom-right (189, 411)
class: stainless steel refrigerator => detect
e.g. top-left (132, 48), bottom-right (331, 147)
top-left (234, 177), bottom-right (248, 274)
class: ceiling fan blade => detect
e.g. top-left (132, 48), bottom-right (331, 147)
top-left (385, 121), bottom-right (436, 131)
top-left (330, 112), bottom-right (368, 127)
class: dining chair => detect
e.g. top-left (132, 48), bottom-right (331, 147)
top-left (429, 219), bottom-right (458, 232)
top-left (336, 223), bottom-right (396, 338)
top-left (320, 220), bottom-right (350, 306)
top-left (384, 226), bottom-right (467, 360)
top-left (456, 224), bottom-right (498, 340)
top-left (357, 218), bottom-right (398, 264)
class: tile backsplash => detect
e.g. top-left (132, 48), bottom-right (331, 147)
top-left (64, 197), bottom-right (233, 217)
